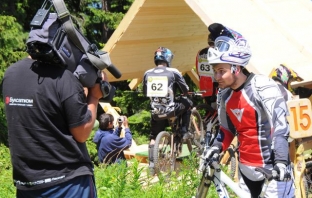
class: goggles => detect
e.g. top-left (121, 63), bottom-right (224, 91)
top-left (214, 36), bottom-right (250, 54)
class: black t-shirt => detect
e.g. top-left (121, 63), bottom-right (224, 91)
top-left (1, 58), bottom-right (93, 190)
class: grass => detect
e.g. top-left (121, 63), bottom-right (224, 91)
top-left (0, 143), bottom-right (238, 198)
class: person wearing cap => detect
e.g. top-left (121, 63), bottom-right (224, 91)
top-left (201, 25), bottom-right (295, 197)
top-left (142, 47), bottom-right (193, 176)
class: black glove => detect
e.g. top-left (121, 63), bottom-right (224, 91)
top-left (272, 163), bottom-right (291, 181)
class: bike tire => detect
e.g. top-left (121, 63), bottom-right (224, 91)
top-left (304, 160), bottom-right (312, 196)
top-left (188, 108), bottom-right (204, 153)
top-left (227, 147), bottom-right (237, 179)
top-left (153, 131), bottom-right (175, 175)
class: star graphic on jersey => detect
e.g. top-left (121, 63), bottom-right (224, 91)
top-left (230, 108), bottom-right (244, 122)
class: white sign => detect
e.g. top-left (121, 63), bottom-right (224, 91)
top-left (146, 76), bottom-right (168, 97)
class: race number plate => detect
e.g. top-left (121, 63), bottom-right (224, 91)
top-left (287, 98), bottom-right (312, 139)
top-left (197, 60), bottom-right (214, 77)
top-left (146, 76), bottom-right (168, 97)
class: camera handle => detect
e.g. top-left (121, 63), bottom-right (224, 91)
top-left (51, 0), bottom-right (122, 79)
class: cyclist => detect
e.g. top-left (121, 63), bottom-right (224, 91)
top-left (203, 25), bottom-right (295, 197)
top-left (271, 63), bottom-right (303, 101)
top-left (142, 47), bottom-right (193, 175)
top-left (195, 23), bottom-right (225, 109)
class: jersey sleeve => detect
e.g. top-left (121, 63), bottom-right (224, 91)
top-left (172, 69), bottom-right (189, 94)
top-left (254, 76), bottom-right (290, 164)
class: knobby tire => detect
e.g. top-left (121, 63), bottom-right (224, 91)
top-left (189, 108), bottom-right (204, 154)
top-left (153, 131), bottom-right (175, 175)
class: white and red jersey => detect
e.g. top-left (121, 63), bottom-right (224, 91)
top-left (215, 73), bottom-right (290, 167)
top-left (195, 47), bottom-right (215, 97)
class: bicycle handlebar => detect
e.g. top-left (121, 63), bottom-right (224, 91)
top-left (205, 153), bottom-right (275, 181)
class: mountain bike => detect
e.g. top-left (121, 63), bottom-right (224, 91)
top-left (196, 153), bottom-right (275, 198)
top-left (153, 101), bottom-right (204, 175)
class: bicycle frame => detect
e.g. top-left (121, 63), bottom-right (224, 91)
top-left (197, 159), bottom-right (249, 198)
top-left (196, 154), bottom-right (273, 198)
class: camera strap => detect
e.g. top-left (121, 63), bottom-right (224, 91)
top-left (51, 0), bottom-right (120, 78)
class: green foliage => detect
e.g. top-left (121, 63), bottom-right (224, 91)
top-left (128, 110), bottom-right (151, 140)
top-left (0, 144), bottom-right (15, 198)
top-left (0, 15), bottom-right (28, 144)
top-left (113, 82), bottom-right (150, 116)
top-left (94, 157), bottom-right (202, 198)
top-left (0, 141), bottom-right (239, 197)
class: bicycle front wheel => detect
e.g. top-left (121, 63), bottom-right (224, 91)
top-left (196, 171), bottom-right (211, 198)
top-left (153, 131), bottom-right (175, 175)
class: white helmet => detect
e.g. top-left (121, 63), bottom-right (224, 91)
top-left (208, 30), bottom-right (252, 67)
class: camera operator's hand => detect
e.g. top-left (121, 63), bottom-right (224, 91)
top-left (88, 83), bottom-right (103, 100)
top-left (101, 71), bottom-right (108, 81)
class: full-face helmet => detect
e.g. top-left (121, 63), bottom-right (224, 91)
top-left (154, 47), bottom-right (174, 67)
top-left (271, 64), bottom-right (303, 94)
top-left (207, 27), bottom-right (252, 67)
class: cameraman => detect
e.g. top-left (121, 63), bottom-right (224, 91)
top-left (93, 113), bottom-right (132, 164)
top-left (1, 55), bottom-right (103, 197)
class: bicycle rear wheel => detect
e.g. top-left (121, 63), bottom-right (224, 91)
top-left (304, 160), bottom-right (312, 196)
top-left (188, 108), bottom-right (204, 154)
top-left (153, 131), bottom-right (175, 175)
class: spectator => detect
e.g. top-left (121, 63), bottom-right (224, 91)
top-left (93, 114), bottom-right (132, 164)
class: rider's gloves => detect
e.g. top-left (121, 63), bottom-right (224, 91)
top-left (204, 146), bottom-right (220, 159)
top-left (272, 162), bottom-right (291, 181)
top-left (199, 146), bottom-right (220, 171)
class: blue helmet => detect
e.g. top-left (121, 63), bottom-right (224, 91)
top-left (154, 47), bottom-right (174, 67)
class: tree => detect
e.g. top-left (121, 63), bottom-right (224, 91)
top-left (0, 15), bottom-right (28, 145)
top-left (0, 0), bottom-right (136, 144)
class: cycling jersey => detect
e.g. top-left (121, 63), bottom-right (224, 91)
top-left (195, 47), bottom-right (215, 97)
top-left (143, 66), bottom-right (189, 98)
top-left (143, 66), bottom-right (190, 119)
top-left (143, 66), bottom-right (192, 137)
top-left (215, 73), bottom-right (290, 167)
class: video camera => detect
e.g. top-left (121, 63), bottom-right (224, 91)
top-left (26, 0), bottom-right (121, 102)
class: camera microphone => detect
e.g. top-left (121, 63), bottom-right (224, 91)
top-left (107, 64), bottom-right (121, 79)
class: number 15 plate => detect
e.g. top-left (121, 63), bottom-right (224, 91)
top-left (287, 98), bottom-right (312, 139)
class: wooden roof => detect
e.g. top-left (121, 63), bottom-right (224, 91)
top-left (104, 0), bottom-right (312, 89)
